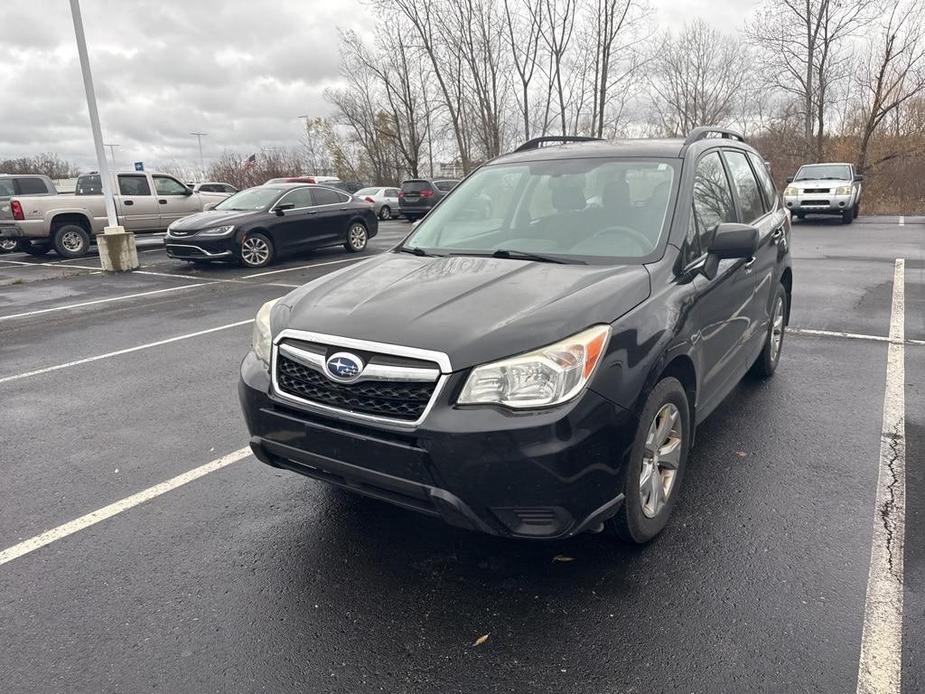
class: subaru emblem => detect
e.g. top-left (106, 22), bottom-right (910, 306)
top-left (324, 352), bottom-right (364, 383)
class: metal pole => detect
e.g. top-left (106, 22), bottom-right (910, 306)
top-left (104, 143), bottom-right (119, 168)
top-left (191, 132), bottom-right (207, 177)
top-left (68, 0), bottom-right (117, 229)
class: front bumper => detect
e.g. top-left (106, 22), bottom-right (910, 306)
top-left (784, 194), bottom-right (854, 214)
top-left (239, 352), bottom-right (636, 539)
top-left (164, 234), bottom-right (235, 260)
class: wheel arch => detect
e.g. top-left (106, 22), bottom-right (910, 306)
top-left (50, 213), bottom-right (92, 235)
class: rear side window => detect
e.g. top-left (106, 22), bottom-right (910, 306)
top-left (692, 152), bottom-right (736, 248)
top-left (748, 153), bottom-right (779, 211)
top-left (279, 187), bottom-right (314, 208)
top-left (222, 185), bottom-right (237, 194)
top-left (76, 175), bottom-right (102, 195)
top-left (311, 187), bottom-right (346, 206)
top-left (724, 151), bottom-right (765, 222)
top-left (434, 180), bottom-right (457, 192)
top-left (0, 179), bottom-right (14, 197)
top-left (118, 175), bottom-right (151, 196)
top-left (386, 188), bottom-right (400, 197)
top-left (17, 177), bottom-right (49, 195)
top-left (402, 180), bottom-right (432, 193)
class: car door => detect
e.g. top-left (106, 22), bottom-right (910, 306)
top-left (723, 150), bottom-right (785, 357)
top-left (153, 175), bottom-right (200, 227)
top-left (115, 174), bottom-right (160, 231)
top-left (685, 150), bottom-right (755, 413)
top-left (268, 187), bottom-right (320, 253)
top-left (385, 187), bottom-right (400, 212)
top-left (308, 186), bottom-right (352, 246)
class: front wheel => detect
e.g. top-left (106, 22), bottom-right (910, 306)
top-left (750, 284), bottom-right (788, 378)
top-left (853, 203), bottom-right (860, 219)
top-left (606, 377), bottom-right (691, 544)
top-left (379, 205), bottom-right (391, 220)
top-left (239, 231), bottom-right (274, 268)
top-left (841, 208), bottom-right (853, 224)
top-left (344, 222), bottom-right (368, 253)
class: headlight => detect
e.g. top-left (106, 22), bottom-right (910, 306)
top-left (252, 298), bottom-right (280, 364)
top-left (784, 186), bottom-right (798, 197)
top-left (458, 325), bottom-right (610, 408)
top-left (197, 225), bottom-right (235, 237)
top-left (835, 186), bottom-right (851, 196)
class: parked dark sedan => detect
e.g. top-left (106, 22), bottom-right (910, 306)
top-left (240, 129), bottom-right (792, 543)
top-left (165, 184), bottom-right (377, 268)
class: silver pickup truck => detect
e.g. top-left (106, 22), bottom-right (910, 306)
top-left (782, 162), bottom-right (863, 224)
top-left (2, 171), bottom-right (226, 258)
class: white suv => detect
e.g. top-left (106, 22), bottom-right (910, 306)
top-left (783, 162), bottom-right (863, 224)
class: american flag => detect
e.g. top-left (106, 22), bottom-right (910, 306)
top-left (243, 153), bottom-right (257, 170)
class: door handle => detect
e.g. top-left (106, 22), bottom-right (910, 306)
top-left (743, 257), bottom-right (757, 271)
top-left (158, 199), bottom-right (167, 205)
top-left (124, 200), bottom-right (134, 206)
top-left (771, 227), bottom-right (784, 241)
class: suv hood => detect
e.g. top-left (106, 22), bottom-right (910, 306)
top-left (169, 209), bottom-right (258, 230)
top-left (281, 253), bottom-right (651, 370)
top-left (789, 179), bottom-right (853, 190)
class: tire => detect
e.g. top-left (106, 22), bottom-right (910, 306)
top-left (750, 284), bottom-right (788, 378)
top-left (853, 203), bottom-right (860, 219)
top-left (344, 221), bottom-right (368, 253)
top-left (379, 205), bottom-right (391, 221)
top-left (0, 238), bottom-right (17, 253)
top-left (52, 223), bottom-right (91, 258)
top-left (605, 377), bottom-right (692, 544)
top-left (404, 214), bottom-right (417, 223)
top-left (796, 213), bottom-right (806, 220)
top-left (841, 208), bottom-right (853, 224)
top-left (17, 239), bottom-right (51, 256)
top-left (239, 231), bottom-right (274, 268)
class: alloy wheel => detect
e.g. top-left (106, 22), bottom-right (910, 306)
top-left (380, 206), bottom-right (391, 220)
top-left (349, 224), bottom-right (367, 251)
top-left (61, 230), bottom-right (85, 253)
top-left (770, 297), bottom-right (785, 363)
top-left (639, 403), bottom-right (682, 519)
top-left (241, 236), bottom-right (270, 266)
top-left (0, 238), bottom-right (17, 252)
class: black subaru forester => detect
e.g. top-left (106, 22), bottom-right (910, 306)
top-left (239, 128), bottom-right (792, 544)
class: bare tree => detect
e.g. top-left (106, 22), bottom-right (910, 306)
top-left (539, 0), bottom-right (579, 134)
top-left (503, 0), bottom-right (544, 142)
top-left (0, 153), bottom-right (81, 178)
top-left (854, 0), bottom-right (925, 173)
top-left (649, 20), bottom-right (750, 136)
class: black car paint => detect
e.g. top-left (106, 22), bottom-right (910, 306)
top-left (164, 184), bottom-right (378, 263)
top-left (239, 138), bottom-right (792, 539)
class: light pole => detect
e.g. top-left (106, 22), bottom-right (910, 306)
top-left (104, 143), bottom-right (120, 168)
top-left (68, 0), bottom-right (137, 271)
top-left (191, 131), bottom-right (207, 178)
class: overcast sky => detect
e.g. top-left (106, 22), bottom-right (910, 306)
top-left (0, 0), bottom-right (759, 172)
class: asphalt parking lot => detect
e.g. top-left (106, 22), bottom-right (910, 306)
top-left (1, 216), bottom-right (923, 693)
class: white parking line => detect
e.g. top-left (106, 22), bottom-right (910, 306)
top-left (898, 216), bottom-right (904, 226)
top-left (790, 327), bottom-right (925, 347)
top-left (0, 447), bottom-right (252, 568)
top-left (856, 258), bottom-right (905, 694)
top-left (0, 283), bottom-right (207, 322)
top-left (0, 318), bottom-right (254, 385)
top-left (241, 255), bottom-right (368, 279)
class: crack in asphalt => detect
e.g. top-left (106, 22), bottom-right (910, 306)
top-left (880, 422), bottom-right (904, 582)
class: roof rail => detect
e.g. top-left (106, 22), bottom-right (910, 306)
top-left (513, 136), bottom-right (603, 153)
top-left (683, 126), bottom-right (745, 146)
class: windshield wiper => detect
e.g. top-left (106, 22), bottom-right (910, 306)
top-left (397, 246), bottom-right (433, 257)
top-left (490, 249), bottom-right (583, 264)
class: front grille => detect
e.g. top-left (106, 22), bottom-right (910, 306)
top-left (802, 199), bottom-right (830, 206)
top-left (803, 188), bottom-right (831, 194)
top-left (276, 355), bottom-right (437, 421)
top-left (165, 244), bottom-right (204, 257)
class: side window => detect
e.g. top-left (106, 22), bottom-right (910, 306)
top-left (682, 206), bottom-right (703, 265)
top-left (118, 175), bottom-right (151, 196)
top-left (223, 185), bottom-right (237, 194)
top-left (0, 179), bottom-right (14, 196)
top-left (279, 188), bottom-right (313, 208)
top-left (387, 188), bottom-right (400, 197)
top-left (311, 187), bottom-right (342, 206)
top-left (17, 177), bottom-right (49, 195)
top-left (76, 175), bottom-right (102, 195)
top-left (747, 152), bottom-right (779, 212)
top-left (692, 151), bottom-right (736, 249)
top-left (723, 151), bottom-right (765, 222)
top-left (153, 176), bottom-right (189, 196)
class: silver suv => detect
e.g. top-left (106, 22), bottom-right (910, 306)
top-left (783, 162), bottom-right (863, 224)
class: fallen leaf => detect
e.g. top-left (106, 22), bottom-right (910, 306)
top-left (736, 451), bottom-right (747, 458)
top-left (552, 555), bottom-right (575, 563)
top-left (473, 634), bottom-right (489, 647)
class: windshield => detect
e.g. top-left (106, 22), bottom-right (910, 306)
top-left (215, 187), bottom-right (282, 211)
top-left (795, 164), bottom-right (852, 181)
top-left (403, 158), bottom-right (677, 262)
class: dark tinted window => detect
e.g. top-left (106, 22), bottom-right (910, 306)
top-left (153, 176), bottom-right (189, 195)
top-left (683, 207), bottom-right (703, 265)
top-left (386, 188), bottom-right (400, 197)
top-left (222, 185), bottom-right (237, 194)
top-left (748, 153), bottom-right (778, 211)
top-left (0, 179), bottom-right (14, 197)
top-left (724, 151), bottom-right (765, 222)
top-left (118, 175), bottom-right (151, 196)
top-left (402, 180), bottom-right (432, 193)
top-left (279, 188), bottom-right (314, 208)
top-left (311, 187), bottom-right (345, 205)
top-left (692, 152), bottom-right (736, 248)
top-left (76, 175), bottom-right (102, 195)
top-left (434, 180), bottom-right (457, 192)
top-left (17, 177), bottom-right (49, 195)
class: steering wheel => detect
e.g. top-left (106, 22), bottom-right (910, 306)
top-left (587, 225), bottom-right (653, 254)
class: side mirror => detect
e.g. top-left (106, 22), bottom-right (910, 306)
top-left (854, 174), bottom-right (864, 182)
top-left (184, 188), bottom-right (193, 196)
top-left (273, 202), bottom-right (295, 215)
top-left (786, 176), bottom-right (794, 183)
top-left (708, 223), bottom-right (759, 259)
top-left (204, 202), bottom-right (218, 211)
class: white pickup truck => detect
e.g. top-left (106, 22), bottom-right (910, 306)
top-left (2, 171), bottom-right (227, 258)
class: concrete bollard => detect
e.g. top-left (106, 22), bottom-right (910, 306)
top-left (97, 226), bottom-right (139, 272)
